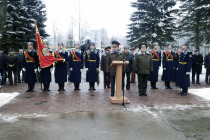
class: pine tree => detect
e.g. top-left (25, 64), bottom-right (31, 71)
top-left (1, 0), bottom-right (48, 50)
top-left (1, 0), bottom-right (28, 49)
top-left (23, 0), bottom-right (48, 45)
top-left (178, 0), bottom-right (210, 49)
top-left (0, 0), bottom-right (7, 43)
top-left (127, 0), bottom-right (177, 48)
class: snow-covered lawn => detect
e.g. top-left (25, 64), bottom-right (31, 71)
top-left (0, 92), bottom-right (20, 108)
top-left (189, 88), bottom-right (210, 101)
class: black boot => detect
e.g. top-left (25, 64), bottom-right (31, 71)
top-left (181, 88), bottom-right (188, 96)
top-left (166, 82), bottom-right (172, 89)
top-left (31, 83), bottom-right (35, 92)
top-left (74, 83), bottom-right (77, 90)
top-left (153, 82), bottom-right (158, 89)
top-left (62, 83), bottom-right (65, 91)
top-left (42, 83), bottom-right (46, 92)
top-left (142, 87), bottom-right (147, 96)
top-left (151, 82), bottom-right (154, 89)
top-left (26, 84), bottom-right (31, 92)
top-left (139, 88), bottom-right (143, 96)
top-left (58, 83), bottom-right (61, 91)
top-left (92, 82), bottom-right (96, 90)
top-left (77, 83), bottom-right (80, 90)
top-left (47, 83), bottom-right (50, 91)
top-left (89, 83), bottom-right (91, 90)
top-left (104, 82), bottom-right (106, 89)
top-left (167, 82), bottom-right (172, 89)
top-left (165, 81), bottom-right (167, 88)
top-left (107, 82), bottom-right (110, 88)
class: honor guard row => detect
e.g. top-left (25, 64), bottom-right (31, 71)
top-left (1, 40), bottom-right (210, 97)
top-left (21, 41), bottom-right (100, 92)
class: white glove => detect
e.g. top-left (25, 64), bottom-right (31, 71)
top-left (80, 69), bottom-right (82, 72)
top-left (50, 68), bottom-right (53, 72)
top-left (70, 68), bottom-right (73, 71)
top-left (85, 68), bottom-right (88, 71)
top-left (163, 68), bottom-right (166, 70)
top-left (176, 68), bottom-right (178, 70)
top-left (34, 69), bottom-right (37, 73)
top-left (63, 59), bottom-right (65, 63)
top-left (186, 72), bottom-right (190, 75)
top-left (38, 67), bottom-right (41, 72)
top-left (22, 68), bottom-right (26, 71)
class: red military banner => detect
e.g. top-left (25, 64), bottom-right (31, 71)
top-left (35, 24), bottom-right (63, 68)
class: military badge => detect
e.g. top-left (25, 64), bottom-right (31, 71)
top-left (42, 48), bottom-right (50, 56)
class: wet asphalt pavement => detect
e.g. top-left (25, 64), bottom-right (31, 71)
top-left (0, 69), bottom-right (210, 140)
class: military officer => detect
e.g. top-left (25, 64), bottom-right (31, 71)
top-left (173, 48), bottom-right (182, 82)
top-left (101, 46), bottom-right (111, 89)
top-left (85, 42), bottom-right (100, 90)
top-left (192, 49), bottom-right (203, 84)
top-left (162, 44), bottom-right (176, 89)
top-left (123, 46), bottom-right (133, 90)
top-left (54, 43), bottom-right (68, 91)
top-left (130, 47), bottom-right (136, 83)
top-left (204, 50), bottom-right (210, 85)
top-left (109, 41), bottom-right (126, 96)
top-left (39, 41), bottom-right (53, 91)
top-left (22, 42), bottom-right (38, 92)
top-left (6, 48), bottom-right (18, 86)
top-left (133, 43), bottom-right (153, 96)
top-left (69, 42), bottom-right (83, 90)
top-left (148, 42), bottom-right (161, 89)
top-left (176, 44), bottom-right (193, 96)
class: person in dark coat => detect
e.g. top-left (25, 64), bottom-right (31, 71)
top-left (133, 43), bottom-right (153, 96)
top-left (192, 49), bottom-right (203, 84)
top-left (173, 48), bottom-right (181, 82)
top-left (17, 49), bottom-right (24, 83)
top-left (123, 46), bottom-right (133, 90)
top-left (101, 46), bottom-right (111, 89)
top-left (176, 44), bottom-right (193, 96)
top-left (69, 42), bottom-right (83, 90)
top-left (109, 41), bottom-right (126, 96)
top-left (162, 45), bottom-right (176, 89)
top-left (22, 42), bottom-right (39, 92)
top-left (6, 48), bottom-right (18, 85)
top-left (39, 41), bottom-right (53, 92)
top-left (0, 48), bottom-right (7, 85)
top-left (148, 42), bottom-right (161, 89)
top-left (130, 47), bottom-right (136, 83)
top-left (204, 50), bottom-right (210, 85)
top-left (85, 42), bottom-right (100, 90)
top-left (54, 43), bottom-right (68, 91)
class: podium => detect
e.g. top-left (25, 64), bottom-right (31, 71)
top-left (110, 61), bottom-right (129, 103)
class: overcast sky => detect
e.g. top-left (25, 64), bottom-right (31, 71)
top-left (43, 0), bottom-right (135, 41)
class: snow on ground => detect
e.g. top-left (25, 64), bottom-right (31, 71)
top-left (0, 113), bottom-right (49, 123)
top-left (0, 92), bottom-right (20, 108)
top-left (189, 88), bottom-right (210, 101)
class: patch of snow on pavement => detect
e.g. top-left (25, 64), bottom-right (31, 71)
top-left (0, 113), bottom-right (49, 123)
top-left (189, 88), bottom-right (210, 101)
top-left (0, 92), bottom-right (20, 108)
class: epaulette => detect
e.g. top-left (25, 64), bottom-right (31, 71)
top-left (94, 50), bottom-right (98, 54)
top-left (146, 51), bottom-right (150, 55)
top-left (74, 49), bottom-right (81, 54)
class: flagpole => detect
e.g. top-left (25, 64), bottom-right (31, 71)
top-left (35, 23), bottom-right (42, 91)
